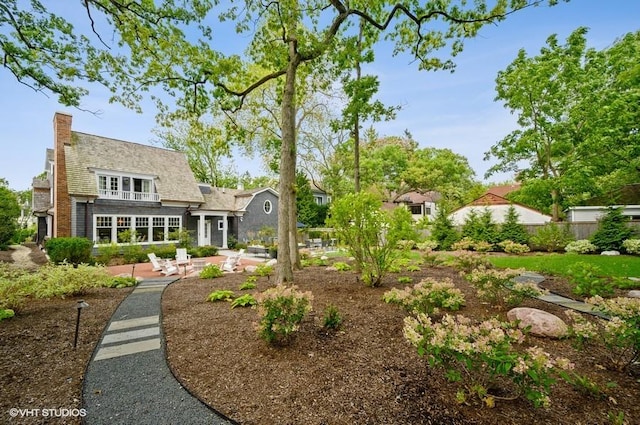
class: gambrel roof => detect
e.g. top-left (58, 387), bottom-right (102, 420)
top-left (64, 132), bottom-right (204, 203)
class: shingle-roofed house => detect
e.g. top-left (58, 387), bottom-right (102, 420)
top-left (33, 113), bottom-right (279, 248)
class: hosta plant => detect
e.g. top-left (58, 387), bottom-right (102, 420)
top-left (231, 294), bottom-right (257, 308)
top-left (200, 264), bottom-right (224, 279)
top-left (207, 290), bottom-right (235, 302)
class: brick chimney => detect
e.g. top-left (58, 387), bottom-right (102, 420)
top-left (53, 112), bottom-right (72, 237)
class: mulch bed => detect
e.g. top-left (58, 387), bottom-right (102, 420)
top-left (162, 264), bottom-right (640, 425)
top-left (0, 245), bottom-right (132, 425)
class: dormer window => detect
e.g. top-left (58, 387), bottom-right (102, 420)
top-left (97, 173), bottom-right (158, 202)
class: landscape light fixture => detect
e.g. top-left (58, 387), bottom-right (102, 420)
top-left (73, 300), bottom-right (89, 349)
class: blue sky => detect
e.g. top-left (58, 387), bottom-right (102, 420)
top-left (1, 0), bottom-right (639, 191)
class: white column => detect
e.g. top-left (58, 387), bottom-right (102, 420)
top-left (198, 215), bottom-right (206, 247)
top-left (221, 213), bottom-right (228, 249)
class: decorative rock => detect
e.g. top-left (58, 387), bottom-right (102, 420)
top-left (601, 250), bottom-right (620, 256)
top-left (244, 265), bottom-right (258, 273)
top-left (627, 290), bottom-right (640, 299)
top-left (326, 266), bottom-right (338, 272)
top-left (320, 255), bottom-right (329, 261)
top-left (507, 307), bottom-right (568, 339)
top-left (265, 259), bottom-right (277, 267)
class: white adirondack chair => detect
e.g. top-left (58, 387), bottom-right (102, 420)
top-left (147, 253), bottom-right (163, 271)
top-left (220, 249), bottom-right (244, 272)
top-left (161, 259), bottom-right (179, 276)
top-left (175, 248), bottom-right (192, 266)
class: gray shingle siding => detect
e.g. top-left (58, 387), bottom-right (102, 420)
top-left (238, 191), bottom-right (279, 243)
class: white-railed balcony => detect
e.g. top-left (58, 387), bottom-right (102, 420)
top-left (98, 189), bottom-right (160, 202)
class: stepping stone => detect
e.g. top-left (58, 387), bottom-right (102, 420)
top-left (102, 326), bottom-right (159, 345)
top-left (108, 315), bottom-right (159, 331)
top-left (94, 339), bottom-right (161, 361)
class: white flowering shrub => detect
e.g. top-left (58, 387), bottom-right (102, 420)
top-left (404, 313), bottom-right (573, 408)
top-left (565, 240), bottom-right (597, 254)
top-left (416, 240), bottom-right (439, 251)
top-left (622, 239), bottom-right (640, 254)
top-left (256, 284), bottom-right (313, 344)
top-left (576, 296), bottom-right (640, 371)
top-left (464, 266), bottom-right (545, 308)
top-left (383, 277), bottom-right (465, 316)
top-left (498, 240), bottom-right (531, 255)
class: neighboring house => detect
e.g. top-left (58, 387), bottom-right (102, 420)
top-left (32, 112), bottom-right (278, 248)
top-left (566, 205), bottom-right (640, 223)
top-left (566, 184), bottom-right (640, 223)
top-left (310, 180), bottom-right (330, 206)
top-left (449, 191), bottom-right (551, 225)
top-left (385, 191), bottom-right (440, 222)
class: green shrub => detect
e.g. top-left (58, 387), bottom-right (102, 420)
top-left (104, 276), bottom-right (138, 288)
top-left (207, 290), bottom-right (235, 302)
top-left (397, 276), bottom-right (413, 284)
top-left (256, 284), bottom-right (313, 344)
top-left (95, 243), bottom-right (120, 265)
top-left (406, 264), bottom-right (422, 272)
top-left (417, 240), bottom-right (438, 251)
top-left (191, 245), bottom-right (218, 258)
top-left (122, 244), bottom-right (146, 264)
top-left (200, 264), bottom-right (224, 279)
top-left (322, 304), bottom-right (343, 330)
top-left (45, 237), bottom-right (93, 265)
top-left (153, 244), bottom-right (177, 260)
top-left (231, 294), bottom-right (257, 308)
top-left (530, 222), bottom-right (574, 252)
top-left (327, 192), bottom-right (397, 287)
top-left (567, 262), bottom-right (614, 297)
top-left (0, 308), bottom-right (15, 321)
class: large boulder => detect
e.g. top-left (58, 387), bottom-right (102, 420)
top-left (601, 250), bottom-right (620, 256)
top-left (627, 290), bottom-right (640, 299)
top-left (507, 307), bottom-right (568, 339)
top-left (265, 259), bottom-right (277, 267)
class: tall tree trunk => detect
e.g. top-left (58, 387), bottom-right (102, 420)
top-left (353, 22), bottom-right (363, 193)
top-left (276, 37), bottom-right (300, 284)
top-left (551, 188), bottom-right (560, 222)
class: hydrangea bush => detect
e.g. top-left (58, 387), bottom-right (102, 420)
top-left (565, 296), bottom-right (640, 371)
top-left (622, 239), bottom-right (640, 254)
top-left (565, 240), bottom-right (597, 254)
top-left (404, 313), bottom-right (573, 407)
top-left (465, 266), bottom-right (545, 308)
top-left (256, 284), bottom-right (313, 344)
top-left (383, 277), bottom-right (465, 316)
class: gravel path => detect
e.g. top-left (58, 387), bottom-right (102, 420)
top-left (9, 244), bottom-right (40, 270)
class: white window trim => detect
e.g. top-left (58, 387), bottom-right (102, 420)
top-left (263, 199), bottom-right (272, 214)
top-left (93, 214), bottom-right (182, 245)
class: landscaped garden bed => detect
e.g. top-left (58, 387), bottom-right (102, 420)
top-left (162, 259), bottom-right (640, 425)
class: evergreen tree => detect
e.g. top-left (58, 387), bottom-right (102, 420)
top-left (431, 208), bottom-right (459, 250)
top-left (499, 205), bottom-right (530, 244)
top-left (0, 185), bottom-right (20, 250)
top-left (590, 207), bottom-right (635, 251)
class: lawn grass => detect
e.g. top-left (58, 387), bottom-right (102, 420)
top-left (488, 253), bottom-right (640, 280)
